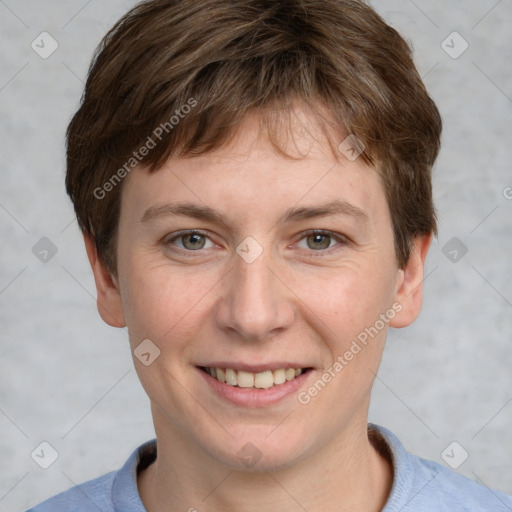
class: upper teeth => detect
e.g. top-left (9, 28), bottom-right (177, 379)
top-left (206, 367), bottom-right (303, 389)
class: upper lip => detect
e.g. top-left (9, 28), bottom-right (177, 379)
top-left (198, 362), bottom-right (312, 372)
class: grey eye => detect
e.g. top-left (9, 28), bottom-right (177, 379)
top-left (304, 233), bottom-right (334, 250)
top-left (166, 231), bottom-right (214, 251)
top-left (180, 233), bottom-right (207, 250)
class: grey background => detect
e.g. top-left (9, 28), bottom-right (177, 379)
top-left (1, 0), bottom-right (511, 510)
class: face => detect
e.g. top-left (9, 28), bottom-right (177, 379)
top-left (88, 107), bottom-right (429, 471)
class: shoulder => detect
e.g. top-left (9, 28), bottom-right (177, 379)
top-left (26, 471), bottom-right (117, 511)
top-left (370, 424), bottom-right (512, 512)
top-left (407, 456), bottom-right (512, 511)
top-left (26, 440), bottom-right (156, 512)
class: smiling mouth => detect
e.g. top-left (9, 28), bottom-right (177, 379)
top-left (199, 366), bottom-right (312, 389)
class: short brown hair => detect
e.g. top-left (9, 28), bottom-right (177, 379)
top-left (66, 0), bottom-right (442, 273)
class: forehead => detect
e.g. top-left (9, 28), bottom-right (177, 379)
top-left (119, 107), bottom-right (390, 232)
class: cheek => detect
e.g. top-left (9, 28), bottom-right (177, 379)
top-left (118, 255), bottom-right (218, 347)
top-left (296, 262), bottom-right (397, 406)
top-left (301, 259), bottom-right (396, 334)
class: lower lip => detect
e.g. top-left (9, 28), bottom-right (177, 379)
top-left (197, 367), bottom-right (312, 407)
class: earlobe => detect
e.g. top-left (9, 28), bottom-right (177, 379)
top-left (389, 234), bottom-right (433, 328)
top-left (83, 233), bottom-right (126, 328)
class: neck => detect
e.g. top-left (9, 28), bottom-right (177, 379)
top-left (139, 418), bottom-right (393, 512)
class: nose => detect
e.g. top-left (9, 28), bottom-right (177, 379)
top-left (213, 245), bottom-right (295, 343)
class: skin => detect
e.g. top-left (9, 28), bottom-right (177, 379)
top-left (85, 105), bottom-right (431, 512)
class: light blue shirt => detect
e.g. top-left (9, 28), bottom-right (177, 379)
top-left (27, 424), bottom-right (512, 511)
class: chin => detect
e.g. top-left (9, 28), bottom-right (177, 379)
top-left (201, 426), bottom-right (312, 473)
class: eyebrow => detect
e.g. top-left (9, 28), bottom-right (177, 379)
top-left (140, 199), bottom-right (369, 225)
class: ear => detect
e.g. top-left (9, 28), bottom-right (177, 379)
top-left (389, 233), bottom-right (432, 328)
top-left (83, 233), bottom-right (126, 328)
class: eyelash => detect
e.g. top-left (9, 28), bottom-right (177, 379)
top-left (163, 229), bottom-right (348, 257)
